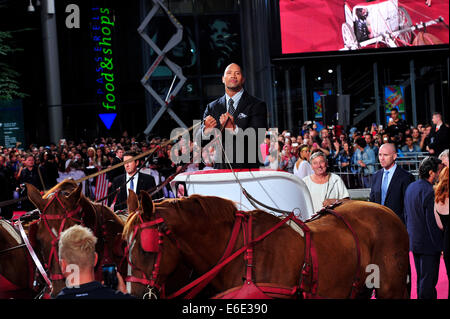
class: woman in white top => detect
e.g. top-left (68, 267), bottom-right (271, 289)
top-left (293, 144), bottom-right (314, 180)
top-left (302, 151), bottom-right (350, 213)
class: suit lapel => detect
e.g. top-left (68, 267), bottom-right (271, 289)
top-left (218, 95), bottom-right (227, 116)
top-left (136, 173), bottom-right (144, 193)
top-left (233, 91), bottom-right (248, 118)
top-left (384, 167), bottom-right (400, 202)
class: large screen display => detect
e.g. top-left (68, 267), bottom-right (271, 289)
top-left (279, 0), bottom-right (449, 54)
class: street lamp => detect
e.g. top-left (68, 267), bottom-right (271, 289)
top-left (27, 0), bottom-right (42, 13)
top-left (27, 0), bottom-right (35, 12)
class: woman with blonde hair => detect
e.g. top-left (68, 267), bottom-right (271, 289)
top-left (434, 166), bottom-right (449, 298)
top-left (87, 147), bottom-right (96, 167)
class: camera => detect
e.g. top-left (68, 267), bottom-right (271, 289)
top-left (102, 264), bottom-right (118, 290)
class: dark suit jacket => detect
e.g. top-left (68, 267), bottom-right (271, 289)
top-left (428, 124), bottom-right (449, 156)
top-left (404, 179), bottom-right (443, 253)
top-left (370, 165), bottom-right (415, 224)
top-left (107, 172), bottom-right (157, 211)
top-left (201, 91), bottom-right (267, 169)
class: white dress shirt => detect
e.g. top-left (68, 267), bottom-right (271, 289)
top-left (382, 163), bottom-right (397, 192)
top-left (126, 173), bottom-right (139, 197)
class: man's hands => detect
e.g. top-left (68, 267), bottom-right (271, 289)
top-left (204, 113), bottom-right (235, 135)
top-left (204, 115), bottom-right (217, 135)
top-left (219, 112), bottom-right (235, 130)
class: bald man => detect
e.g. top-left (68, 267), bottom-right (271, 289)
top-left (370, 143), bottom-right (415, 223)
top-left (201, 63), bottom-right (267, 169)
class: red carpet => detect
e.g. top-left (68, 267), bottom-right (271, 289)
top-left (409, 251), bottom-right (448, 299)
top-left (280, 0), bottom-right (449, 54)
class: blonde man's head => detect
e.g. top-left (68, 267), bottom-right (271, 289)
top-left (58, 225), bottom-right (97, 271)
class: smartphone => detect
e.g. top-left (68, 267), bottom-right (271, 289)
top-left (102, 264), bottom-right (118, 290)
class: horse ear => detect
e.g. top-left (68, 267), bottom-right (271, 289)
top-left (127, 189), bottom-right (139, 213)
top-left (26, 183), bottom-right (46, 211)
top-left (67, 183), bottom-right (83, 205)
top-left (140, 190), bottom-right (155, 217)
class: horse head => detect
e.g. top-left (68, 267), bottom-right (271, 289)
top-left (26, 180), bottom-right (99, 296)
top-left (123, 190), bottom-right (181, 298)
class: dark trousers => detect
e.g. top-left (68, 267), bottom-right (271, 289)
top-left (413, 252), bottom-right (441, 299)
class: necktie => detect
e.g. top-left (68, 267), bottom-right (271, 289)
top-left (381, 170), bottom-right (389, 205)
top-left (228, 98), bottom-right (235, 116)
top-left (129, 176), bottom-right (134, 194)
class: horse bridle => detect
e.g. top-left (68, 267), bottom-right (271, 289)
top-left (39, 191), bottom-right (84, 282)
top-left (124, 210), bottom-right (179, 299)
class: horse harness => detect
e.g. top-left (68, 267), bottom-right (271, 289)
top-left (123, 211), bottom-right (180, 299)
top-left (32, 191), bottom-right (122, 289)
top-left (125, 201), bottom-right (363, 299)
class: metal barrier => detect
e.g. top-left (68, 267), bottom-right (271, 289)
top-left (331, 152), bottom-right (429, 189)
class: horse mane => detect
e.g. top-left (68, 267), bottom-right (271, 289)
top-left (123, 195), bottom-right (237, 240)
top-left (123, 210), bottom-right (140, 240)
top-left (42, 178), bottom-right (123, 226)
top-left (43, 179), bottom-right (79, 199)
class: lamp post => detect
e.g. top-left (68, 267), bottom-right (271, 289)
top-left (41, 0), bottom-right (63, 143)
top-left (28, 0), bottom-right (63, 143)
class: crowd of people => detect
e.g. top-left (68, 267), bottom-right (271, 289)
top-left (0, 61), bottom-right (447, 300)
top-left (0, 109), bottom-right (448, 218)
top-left (263, 110), bottom-right (449, 187)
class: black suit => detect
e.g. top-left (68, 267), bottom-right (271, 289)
top-left (107, 172), bottom-right (157, 211)
top-left (428, 124), bottom-right (449, 157)
top-left (370, 165), bottom-right (415, 224)
top-left (201, 90), bottom-right (267, 169)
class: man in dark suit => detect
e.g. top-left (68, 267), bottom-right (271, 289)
top-left (404, 156), bottom-right (443, 299)
top-left (107, 147), bottom-right (125, 188)
top-left (107, 151), bottom-right (157, 212)
top-left (370, 143), bottom-right (415, 224)
top-left (427, 112), bottom-right (449, 157)
top-left (201, 63), bottom-right (267, 169)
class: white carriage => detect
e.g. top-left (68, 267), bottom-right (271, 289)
top-left (170, 169), bottom-right (315, 221)
top-left (342, 0), bottom-right (414, 50)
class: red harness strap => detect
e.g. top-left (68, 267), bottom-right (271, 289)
top-left (175, 212), bottom-right (246, 299)
top-left (286, 215), bottom-right (318, 297)
top-left (244, 214), bottom-right (254, 284)
top-left (41, 193), bottom-right (83, 281)
top-left (167, 211), bottom-right (296, 299)
top-left (125, 217), bottom-right (166, 292)
top-left (0, 272), bottom-right (22, 292)
top-left (295, 207), bottom-right (363, 299)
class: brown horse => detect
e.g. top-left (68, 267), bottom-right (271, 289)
top-left (26, 180), bottom-right (126, 297)
top-left (0, 220), bottom-right (36, 298)
top-left (124, 191), bottom-right (410, 299)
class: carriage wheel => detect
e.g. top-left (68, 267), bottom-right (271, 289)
top-left (342, 23), bottom-right (358, 49)
top-left (398, 6), bottom-right (413, 45)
